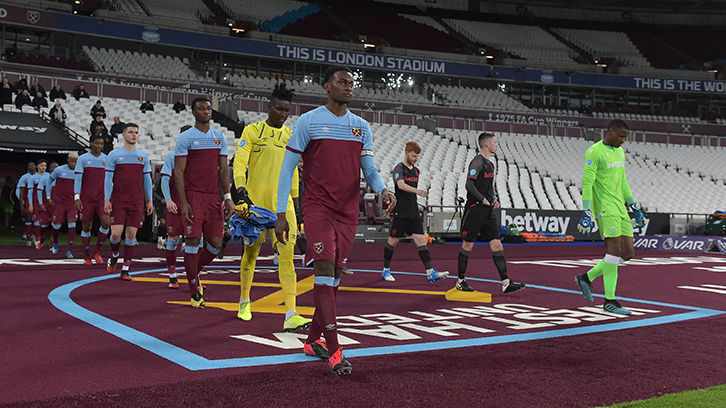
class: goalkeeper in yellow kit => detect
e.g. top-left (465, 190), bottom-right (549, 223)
top-left (575, 119), bottom-right (646, 316)
top-left (233, 83), bottom-right (312, 331)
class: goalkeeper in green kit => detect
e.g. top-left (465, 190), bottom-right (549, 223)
top-left (575, 119), bottom-right (646, 315)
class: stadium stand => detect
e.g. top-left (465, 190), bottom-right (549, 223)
top-left (218, 0), bottom-right (309, 25)
top-left (551, 28), bottom-right (652, 69)
top-left (443, 19), bottom-right (579, 63)
top-left (81, 46), bottom-right (212, 83)
top-left (143, 0), bottom-right (210, 22)
top-left (328, 4), bottom-right (467, 54)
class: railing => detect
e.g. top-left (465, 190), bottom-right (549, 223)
top-left (39, 110), bottom-right (90, 149)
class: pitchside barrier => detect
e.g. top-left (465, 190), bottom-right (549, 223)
top-left (426, 207), bottom-right (670, 241)
top-left (633, 234), bottom-right (726, 254)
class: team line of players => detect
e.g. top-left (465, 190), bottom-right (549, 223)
top-left (15, 65), bottom-right (646, 376)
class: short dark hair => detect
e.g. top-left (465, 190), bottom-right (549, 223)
top-left (90, 134), bottom-right (104, 143)
top-left (608, 119), bottom-right (629, 131)
top-left (271, 82), bottom-right (296, 102)
top-left (123, 123), bottom-right (139, 132)
top-left (323, 65), bottom-right (353, 85)
top-left (37, 158), bottom-right (47, 166)
top-left (478, 132), bottom-right (495, 148)
top-left (180, 125), bottom-right (192, 133)
top-left (191, 97), bottom-right (210, 110)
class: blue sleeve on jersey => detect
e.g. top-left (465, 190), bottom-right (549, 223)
top-left (276, 149), bottom-right (302, 213)
top-left (220, 132), bottom-right (228, 156)
top-left (286, 114), bottom-right (310, 153)
top-left (104, 171), bottom-right (114, 200)
top-left (27, 181), bottom-right (34, 203)
top-left (37, 180), bottom-right (44, 203)
top-left (15, 177), bottom-right (23, 201)
top-left (74, 173), bottom-right (82, 195)
top-left (161, 153), bottom-right (173, 176)
top-left (174, 133), bottom-right (189, 157)
top-left (142, 153), bottom-right (152, 174)
top-left (143, 173), bottom-right (152, 202)
top-left (161, 175), bottom-right (171, 201)
top-left (45, 175), bottom-right (53, 199)
top-left (361, 121), bottom-right (374, 153)
top-left (361, 155), bottom-right (386, 195)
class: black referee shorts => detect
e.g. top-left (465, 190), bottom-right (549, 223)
top-left (459, 204), bottom-right (500, 242)
top-left (389, 216), bottom-right (425, 238)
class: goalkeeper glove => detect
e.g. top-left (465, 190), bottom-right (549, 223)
top-left (236, 186), bottom-right (254, 206)
top-left (577, 209), bottom-right (594, 236)
top-left (630, 202), bottom-right (646, 228)
top-left (235, 187), bottom-right (254, 221)
top-left (235, 202), bottom-right (250, 221)
top-left (295, 205), bottom-right (303, 226)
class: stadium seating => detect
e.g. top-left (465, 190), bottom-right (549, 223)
top-left (59, 97), bottom-right (237, 162)
top-left (111, 0), bottom-right (148, 16)
top-left (143, 0), bottom-right (210, 22)
top-left (218, 0), bottom-right (308, 24)
top-left (551, 28), bottom-right (652, 69)
top-left (444, 19), bottom-right (579, 63)
top-left (81, 46), bottom-right (213, 83)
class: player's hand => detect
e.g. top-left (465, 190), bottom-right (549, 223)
top-left (104, 199), bottom-right (112, 215)
top-left (165, 198), bottom-right (178, 214)
top-left (28, 203), bottom-right (33, 213)
top-left (40, 204), bottom-right (46, 212)
top-left (416, 188), bottom-right (428, 198)
top-left (145, 200), bottom-right (154, 216)
top-left (275, 212), bottom-right (289, 244)
top-left (577, 209), bottom-right (593, 236)
top-left (236, 186), bottom-right (254, 206)
top-left (75, 199), bottom-right (83, 212)
top-left (223, 198), bottom-right (235, 220)
top-left (47, 198), bottom-right (54, 207)
top-left (381, 189), bottom-right (396, 215)
top-left (493, 201), bottom-right (500, 210)
top-left (482, 199), bottom-right (491, 206)
top-left (181, 202), bottom-right (193, 224)
top-left (630, 203), bottom-right (646, 228)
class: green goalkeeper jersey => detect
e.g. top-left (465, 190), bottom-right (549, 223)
top-left (582, 140), bottom-right (633, 219)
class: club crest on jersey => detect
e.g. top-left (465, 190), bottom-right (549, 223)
top-left (102, 161), bottom-right (107, 166)
top-left (110, 216), bottom-right (115, 223)
top-left (186, 226), bottom-right (193, 234)
top-left (313, 242), bottom-right (324, 253)
top-left (168, 226), bottom-right (174, 234)
top-left (137, 157), bottom-right (143, 162)
top-left (215, 139), bottom-right (221, 146)
top-left (351, 127), bottom-right (362, 138)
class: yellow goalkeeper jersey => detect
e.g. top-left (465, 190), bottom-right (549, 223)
top-left (233, 120), bottom-right (299, 213)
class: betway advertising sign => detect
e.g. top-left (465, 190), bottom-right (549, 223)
top-left (499, 209), bottom-right (669, 240)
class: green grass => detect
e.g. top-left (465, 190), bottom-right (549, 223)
top-left (601, 384), bottom-right (726, 407)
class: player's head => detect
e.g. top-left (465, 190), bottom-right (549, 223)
top-left (36, 159), bottom-right (47, 173)
top-left (404, 141), bottom-right (421, 166)
top-left (67, 152), bottom-right (79, 170)
top-left (48, 161), bottom-right (58, 173)
top-left (27, 161), bottom-right (36, 174)
top-left (323, 65), bottom-right (354, 105)
top-left (268, 82), bottom-right (295, 128)
top-left (180, 124), bottom-right (193, 133)
top-left (191, 97), bottom-right (212, 125)
top-left (478, 132), bottom-right (497, 155)
top-left (605, 119), bottom-right (629, 148)
top-left (89, 134), bottom-right (105, 155)
top-left (122, 123), bottom-right (140, 145)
